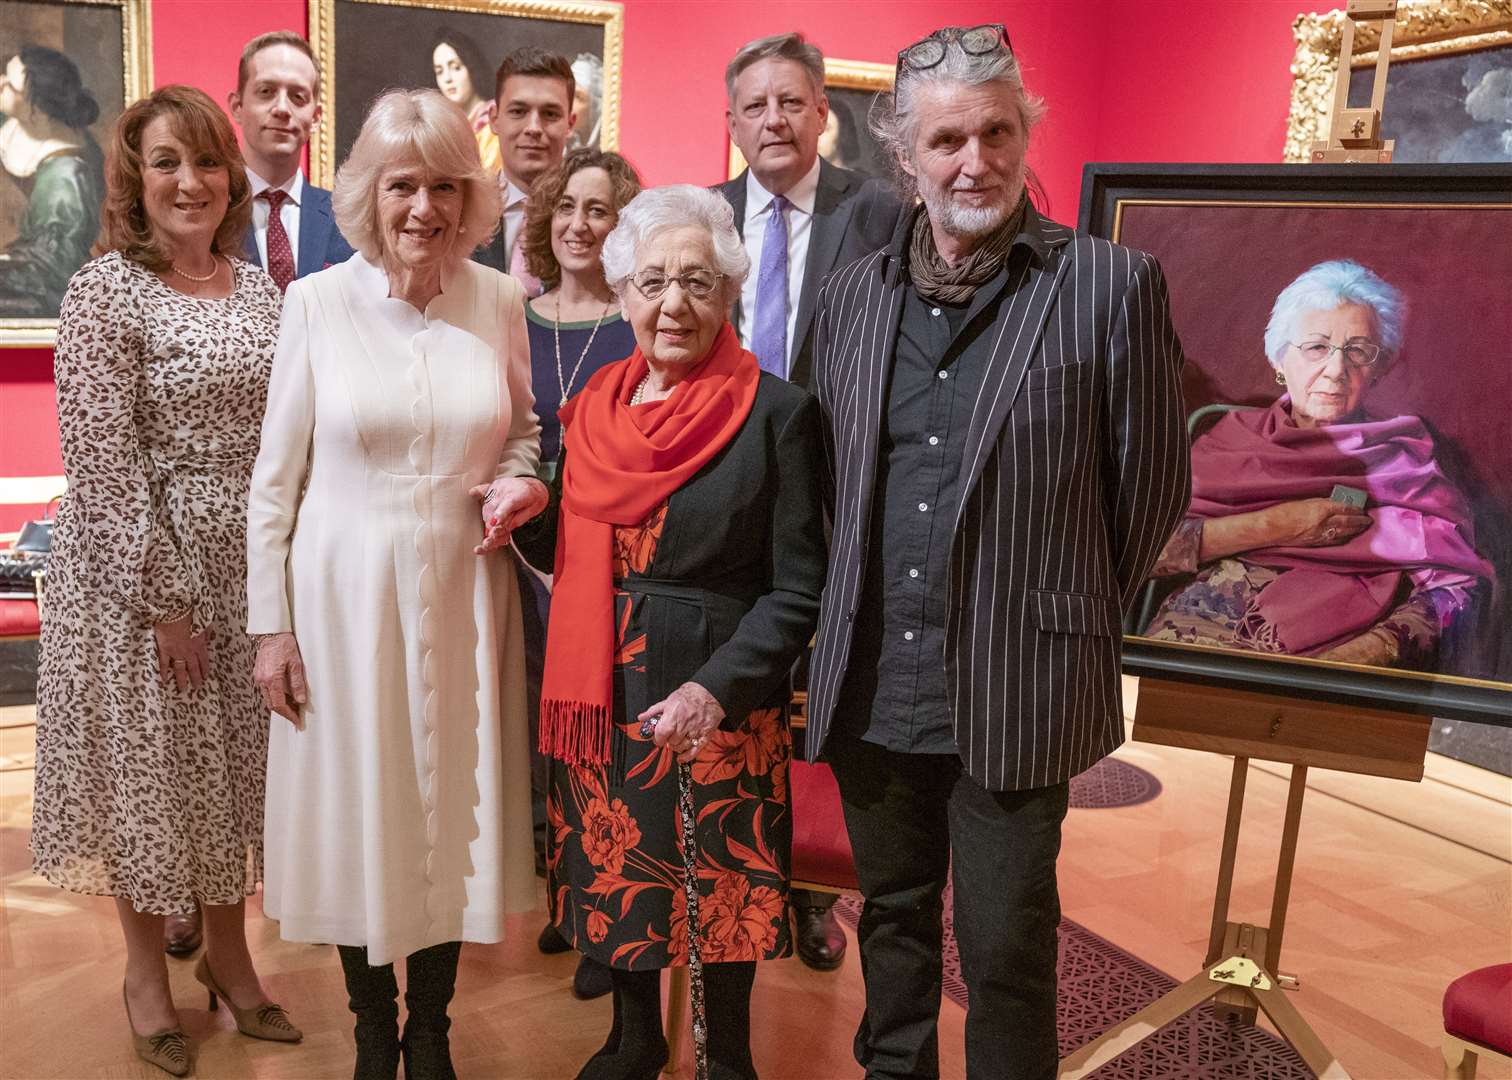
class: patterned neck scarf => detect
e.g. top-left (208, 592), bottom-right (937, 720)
top-left (906, 195), bottom-right (1027, 304)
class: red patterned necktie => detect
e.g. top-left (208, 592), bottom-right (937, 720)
top-left (260, 188), bottom-right (295, 292)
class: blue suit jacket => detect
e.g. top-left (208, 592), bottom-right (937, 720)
top-left (241, 179), bottom-right (353, 278)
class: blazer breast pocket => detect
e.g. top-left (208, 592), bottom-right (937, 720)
top-left (1025, 361), bottom-right (1093, 393)
top-left (1030, 589), bottom-right (1119, 637)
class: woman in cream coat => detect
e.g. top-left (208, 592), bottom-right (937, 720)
top-left (246, 89), bottom-right (545, 1080)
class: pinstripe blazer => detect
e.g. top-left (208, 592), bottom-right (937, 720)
top-left (806, 204), bottom-right (1191, 791)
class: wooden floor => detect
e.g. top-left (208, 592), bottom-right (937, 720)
top-left (2, 679), bottom-right (1508, 1079)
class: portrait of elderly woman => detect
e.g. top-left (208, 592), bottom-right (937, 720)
top-left (1145, 259), bottom-right (1496, 673)
top-left (246, 88), bottom-right (544, 1077)
top-left (515, 183), bottom-right (826, 1079)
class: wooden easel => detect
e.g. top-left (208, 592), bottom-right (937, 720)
top-left (1058, 678), bottom-right (1432, 1080)
top-left (1310, 0), bottom-right (1399, 163)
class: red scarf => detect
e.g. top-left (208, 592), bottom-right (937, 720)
top-left (539, 322), bottom-right (759, 764)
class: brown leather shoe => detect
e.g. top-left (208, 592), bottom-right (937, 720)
top-left (794, 903), bottom-right (846, 971)
top-left (163, 908), bottom-right (202, 957)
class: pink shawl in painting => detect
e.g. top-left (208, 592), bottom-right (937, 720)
top-left (1188, 397), bottom-right (1495, 654)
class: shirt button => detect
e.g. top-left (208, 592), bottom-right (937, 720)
top-left (937, 370), bottom-right (948, 380)
top-left (918, 502), bottom-right (929, 512)
top-left (909, 568), bottom-right (919, 578)
top-left (904, 631), bottom-right (915, 641)
top-left (928, 435), bottom-right (939, 446)
top-left (931, 307), bottom-right (941, 317)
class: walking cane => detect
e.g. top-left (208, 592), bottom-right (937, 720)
top-left (675, 758), bottom-right (711, 1080)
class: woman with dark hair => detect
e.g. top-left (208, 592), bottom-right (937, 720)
top-left (430, 27), bottom-right (499, 172)
top-left (31, 85), bottom-right (298, 1077)
top-left (0, 44), bottom-right (106, 315)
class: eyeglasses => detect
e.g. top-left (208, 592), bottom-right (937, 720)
top-left (1289, 339), bottom-right (1384, 368)
top-left (629, 269), bottom-right (724, 301)
top-left (896, 24), bottom-right (1013, 78)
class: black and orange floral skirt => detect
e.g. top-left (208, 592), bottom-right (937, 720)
top-left (545, 582), bottom-right (794, 971)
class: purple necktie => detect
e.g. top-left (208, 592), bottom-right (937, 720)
top-left (751, 194), bottom-right (790, 378)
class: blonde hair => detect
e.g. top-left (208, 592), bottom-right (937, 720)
top-left (332, 88), bottom-right (501, 262)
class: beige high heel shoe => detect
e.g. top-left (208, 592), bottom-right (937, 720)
top-left (122, 985), bottom-right (190, 1077)
top-left (193, 955), bottom-right (303, 1043)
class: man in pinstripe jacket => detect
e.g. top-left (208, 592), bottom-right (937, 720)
top-left (805, 25), bottom-right (1191, 1079)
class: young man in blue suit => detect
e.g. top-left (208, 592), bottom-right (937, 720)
top-left (228, 31), bottom-right (352, 291)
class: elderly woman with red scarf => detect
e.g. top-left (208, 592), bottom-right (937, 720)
top-left (513, 183), bottom-right (826, 1080)
top-left (1147, 259), bottom-right (1495, 673)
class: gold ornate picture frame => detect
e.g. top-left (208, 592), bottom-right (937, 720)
top-left (308, 0), bottom-right (623, 188)
top-left (1285, 0), bottom-right (1512, 162)
top-left (1, 0), bottom-right (153, 347)
top-left (726, 57), bottom-right (894, 180)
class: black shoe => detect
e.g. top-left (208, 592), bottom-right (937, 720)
top-left (163, 907), bottom-right (202, 957)
top-left (794, 904), bottom-right (846, 971)
top-left (537, 922), bottom-right (572, 955)
top-left (400, 942), bottom-right (460, 1080)
top-left (573, 955), bottom-right (613, 1000)
top-left (337, 945), bottom-right (401, 1080)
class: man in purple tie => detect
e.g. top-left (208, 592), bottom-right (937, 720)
top-left (228, 31), bottom-right (352, 292)
top-left (716, 31), bottom-right (903, 972)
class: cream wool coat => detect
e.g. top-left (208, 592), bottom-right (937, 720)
top-left (247, 253), bottom-right (538, 964)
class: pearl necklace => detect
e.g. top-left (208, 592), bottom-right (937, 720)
top-left (554, 294), bottom-right (613, 407)
top-left (630, 374), bottom-right (651, 406)
top-left (171, 256), bottom-right (221, 282)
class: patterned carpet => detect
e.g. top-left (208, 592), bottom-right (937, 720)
top-left (831, 758), bottom-right (1314, 1078)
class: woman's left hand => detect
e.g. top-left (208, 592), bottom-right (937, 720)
top-left (639, 681), bottom-right (726, 763)
top-left (470, 476), bottom-right (549, 554)
top-left (1318, 626), bottom-right (1400, 668)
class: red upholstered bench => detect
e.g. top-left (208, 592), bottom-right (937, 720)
top-left (790, 758), bottom-right (859, 892)
top-left (0, 598), bottom-right (40, 640)
top-left (1442, 963), bottom-right (1512, 1078)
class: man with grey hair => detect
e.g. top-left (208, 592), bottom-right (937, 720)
top-left (716, 28), bottom-right (903, 975)
top-left (718, 31), bottom-right (902, 390)
top-left (804, 24), bottom-right (1191, 1078)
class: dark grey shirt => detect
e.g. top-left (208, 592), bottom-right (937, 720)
top-left (834, 254), bottom-right (1023, 753)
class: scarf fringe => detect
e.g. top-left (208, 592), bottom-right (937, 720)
top-left (539, 698), bottom-right (611, 765)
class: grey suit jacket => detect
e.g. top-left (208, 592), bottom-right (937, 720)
top-left (717, 158), bottom-right (903, 388)
top-left (806, 204), bottom-right (1192, 791)
top-left (241, 180), bottom-right (353, 278)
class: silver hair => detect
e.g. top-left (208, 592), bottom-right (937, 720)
top-left (570, 52), bottom-right (603, 149)
top-left (1263, 259), bottom-right (1406, 368)
top-left (601, 184), bottom-right (751, 302)
top-left (869, 38), bottom-right (1045, 201)
top-left (332, 88), bottom-right (501, 262)
top-left (725, 31), bottom-right (825, 101)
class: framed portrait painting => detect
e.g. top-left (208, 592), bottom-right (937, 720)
top-left (0, 0), bottom-right (151, 347)
top-left (1079, 162), bottom-right (1512, 725)
top-left (727, 57), bottom-right (895, 181)
top-left (308, 0), bottom-right (623, 188)
top-left (1286, 0), bottom-right (1512, 163)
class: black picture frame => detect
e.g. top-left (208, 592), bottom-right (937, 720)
top-left (1078, 162), bottom-right (1512, 726)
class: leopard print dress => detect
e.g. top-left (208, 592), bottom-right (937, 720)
top-left (32, 252), bottom-right (282, 914)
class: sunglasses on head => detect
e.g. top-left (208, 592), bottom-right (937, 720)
top-left (895, 24), bottom-right (1013, 79)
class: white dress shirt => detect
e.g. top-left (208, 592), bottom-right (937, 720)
top-left (247, 167), bottom-right (304, 270)
top-left (500, 176), bottom-right (529, 261)
top-left (737, 156), bottom-right (821, 373)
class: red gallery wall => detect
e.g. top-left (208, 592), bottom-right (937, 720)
top-left (0, 0), bottom-right (1318, 530)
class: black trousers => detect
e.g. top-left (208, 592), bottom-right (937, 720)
top-left (827, 735), bottom-right (1069, 1080)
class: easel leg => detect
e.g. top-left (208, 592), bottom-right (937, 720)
top-left (1265, 765), bottom-right (1309, 975)
top-left (1252, 982), bottom-right (1351, 1078)
top-left (1058, 971), bottom-right (1220, 1079)
top-left (1206, 756), bottom-right (1249, 965)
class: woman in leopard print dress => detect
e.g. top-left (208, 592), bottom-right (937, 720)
top-left (31, 86), bottom-right (302, 1075)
